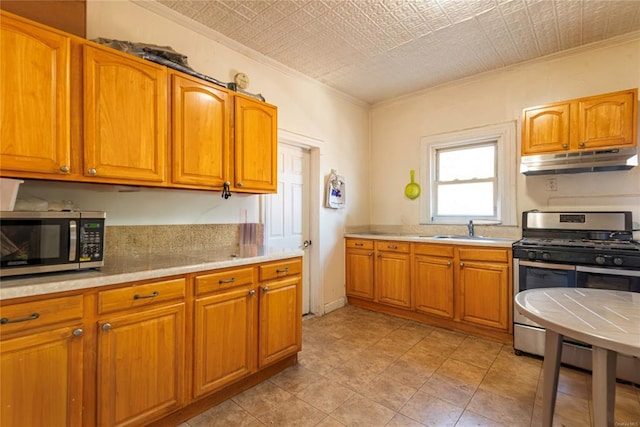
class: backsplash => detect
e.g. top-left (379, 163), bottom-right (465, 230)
top-left (105, 223), bottom-right (263, 257)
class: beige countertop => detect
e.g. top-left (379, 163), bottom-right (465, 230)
top-left (345, 233), bottom-right (516, 248)
top-left (0, 247), bottom-right (304, 301)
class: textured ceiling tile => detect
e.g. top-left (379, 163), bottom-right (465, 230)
top-left (412, 0), bottom-right (452, 31)
top-left (554, 0), bottom-right (583, 49)
top-left (437, 0), bottom-right (473, 24)
top-left (465, 0), bottom-right (497, 16)
top-left (159, 0), bottom-right (640, 104)
top-left (526, 0), bottom-right (560, 55)
top-left (475, 7), bottom-right (518, 65)
top-left (503, 8), bottom-right (540, 60)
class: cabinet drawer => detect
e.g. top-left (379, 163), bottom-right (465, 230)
top-left (458, 248), bottom-right (509, 263)
top-left (375, 241), bottom-right (410, 253)
top-left (0, 295), bottom-right (83, 336)
top-left (195, 267), bottom-right (255, 295)
top-left (98, 278), bottom-right (186, 315)
top-left (346, 239), bottom-right (373, 250)
top-left (414, 244), bottom-right (454, 257)
top-left (259, 259), bottom-right (302, 281)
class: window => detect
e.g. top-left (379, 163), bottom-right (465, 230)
top-left (420, 121), bottom-right (517, 225)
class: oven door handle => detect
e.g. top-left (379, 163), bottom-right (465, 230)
top-left (519, 260), bottom-right (576, 270)
top-left (576, 265), bottom-right (640, 277)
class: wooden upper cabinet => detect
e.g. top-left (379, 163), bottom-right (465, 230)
top-left (522, 102), bottom-right (571, 155)
top-left (233, 95), bottom-right (278, 193)
top-left (171, 73), bottom-right (230, 189)
top-left (83, 43), bottom-right (167, 184)
top-left (577, 90), bottom-right (636, 150)
top-left (522, 89), bottom-right (638, 156)
top-left (0, 12), bottom-right (72, 176)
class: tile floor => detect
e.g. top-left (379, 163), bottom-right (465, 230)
top-left (181, 305), bottom-right (640, 426)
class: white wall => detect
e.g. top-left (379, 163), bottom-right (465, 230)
top-left (20, 0), bottom-right (371, 310)
top-left (370, 38), bottom-right (640, 229)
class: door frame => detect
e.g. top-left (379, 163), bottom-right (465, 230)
top-left (263, 129), bottom-right (323, 316)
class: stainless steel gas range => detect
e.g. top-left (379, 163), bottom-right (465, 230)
top-left (512, 210), bottom-right (640, 384)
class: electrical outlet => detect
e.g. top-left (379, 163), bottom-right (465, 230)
top-left (546, 178), bottom-right (557, 192)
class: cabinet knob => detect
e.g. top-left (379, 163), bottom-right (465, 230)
top-left (447, 261), bottom-right (452, 267)
top-left (102, 323), bottom-right (111, 331)
top-left (579, 142), bottom-right (586, 148)
top-left (377, 253), bottom-right (381, 257)
top-left (236, 181), bottom-right (244, 187)
top-left (73, 328), bottom-right (83, 337)
top-left (88, 168), bottom-right (97, 175)
top-left (248, 289), bottom-right (256, 296)
top-left (262, 286), bottom-right (269, 293)
top-left (368, 252), bottom-right (373, 256)
top-left (459, 262), bottom-right (464, 268)
top-left (60, 165), bottom-right (69, 173)
top-left (562, 144), bottom-right (569, 149)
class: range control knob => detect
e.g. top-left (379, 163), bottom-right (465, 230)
top-left (595, 256), bottom-right (607, 265)
top-left (528, 251), bottom-right (537, 260)
top-left (542, 252), bottom-right (550, 261)
top-left (613, 258), bottom-right (623, 266)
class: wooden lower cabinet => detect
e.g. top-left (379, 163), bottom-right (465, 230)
top-left (258, 261), bottom-right (302, 368)
top-left (1, 324), bottom-right (84, 426)
top-left (346, 238), bottom-right (512, 341)
top-left (0, 257), bottom-right (302, 427)
top-left (345, 239), bottom-right (374, 300)
top-left (375, 250), bottom-right (411, 308)
top-left (96, 278), bottom-right (186, 427)
top-left (0, 295), bottom-right (84, 427)
top-left (459, 260), bottom-right (510, 330)
top-left (414, 254), bottom-right (454, 318)
top-left (193, 284), bottom-right (257, 397)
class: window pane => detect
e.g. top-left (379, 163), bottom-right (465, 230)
top-left (437, 182), bottom-right (494, 216)
top-left (438, 144), bottom-right (495, 181)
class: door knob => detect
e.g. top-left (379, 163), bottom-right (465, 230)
top-left (303, 240), bottom-right (312, 248)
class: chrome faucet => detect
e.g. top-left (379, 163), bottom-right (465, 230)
top-left (467, 220), bottom-right (474, 237)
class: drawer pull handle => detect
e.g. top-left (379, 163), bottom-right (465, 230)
top-left (276, 267), bottom-right (289, 274)
top-left (355, 243), bottom-right (364, 247)
top-left (219, 277), bottom-right (236, 284)
top-left (0, 313), bottom-right (40, 324)
top-left (388, 245), bottom-right (398, 249)
top-left (134, 291), bottom-right (159, 300)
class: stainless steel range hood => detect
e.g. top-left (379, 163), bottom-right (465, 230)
top-left (520, 146), bottom-right (638, 175)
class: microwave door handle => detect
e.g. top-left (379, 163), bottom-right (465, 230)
top-left (69, 220), bottom-right (77, 261)
top-left (576, 265), bottom-right (640, 277)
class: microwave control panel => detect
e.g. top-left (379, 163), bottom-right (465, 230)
top-left (79, 220), bottom-right (104, 262)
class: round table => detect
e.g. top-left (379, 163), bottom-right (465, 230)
top-left (515, 288), bottom-right (640, 427)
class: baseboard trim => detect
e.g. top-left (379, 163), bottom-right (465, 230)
top-left (324, 296), bottom-right (346, 314)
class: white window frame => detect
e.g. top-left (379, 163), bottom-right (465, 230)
top-left (420, 121), bottom-right (517, 226)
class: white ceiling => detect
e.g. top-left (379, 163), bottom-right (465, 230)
top-left (155, 0), bottom-right (640, 104)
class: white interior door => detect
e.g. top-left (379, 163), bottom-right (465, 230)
top-left (264, 144), bottom-right (311, 314)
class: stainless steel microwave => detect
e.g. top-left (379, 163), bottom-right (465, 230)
top-left (0, 211), bottom-right (105, 277)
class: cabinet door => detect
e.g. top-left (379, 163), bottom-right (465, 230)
top-left (577, 90), bottom-right (637, 150)
top-left (233, 96), bottom-right (277, 193)
top-left (414, 255), bottom-right (454, 318)
top-left (259, 276), bottom-right (301, 368)
top-left (375, 252), bottom-right (411, 308)
top-left (345, 248), bottom-right (374, 300)
top-left (83, 44), bottom-right (167, 184)
top-left (193, 286), bottom-right (257, 398)
top-left (459, 261), bottom-right (509, 330)
top-left (171, 73), bottom-right (230, 188)
top-left (0, 13), bottom-right (72, 175)
top-left (1, 325), bottom-right (83, 427)
top-left (97, 303), bottom-right (185, 427)
top-left (522, 102), bottom-right (571, 155)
